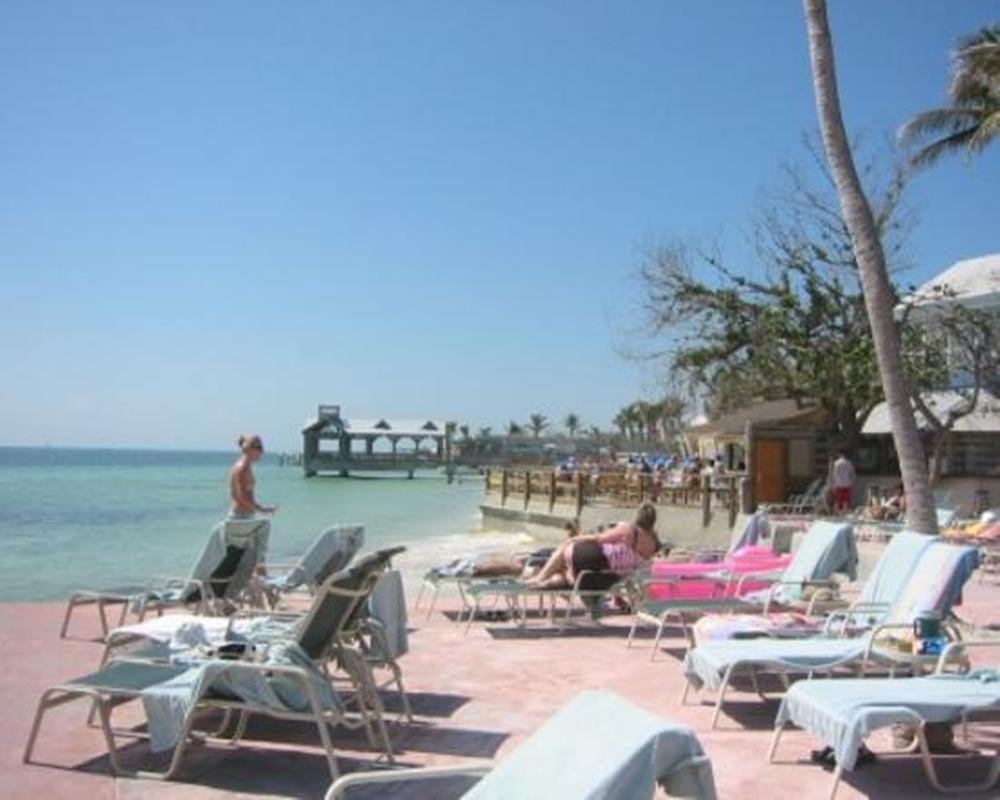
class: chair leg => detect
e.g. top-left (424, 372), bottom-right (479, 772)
top-left (828, 762), bottom-right (844, 800)
top-left (97, 601), bottom-right (110, 638)
top-left (626, 615), bottom-right (639, 649)
top-left (711, 664), bottom-right (736, 729)
top-left (651, 615), bottom-right (667, 662)
top-left (59, 597), bottom-right (80, 639)
top-left (767, 721), bottom-right (787, 763)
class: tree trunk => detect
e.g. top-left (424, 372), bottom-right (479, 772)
top-left (802, 0), bottom-right (938, 534)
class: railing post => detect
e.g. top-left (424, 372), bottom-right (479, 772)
top-left (575, 471), bottom-right (585, 518)
top-left (549, 471), bottom-right (557, 512)
top-left (639, 475), bottom-right (646, 503)
top-left (501, 470), bottom-right (508, 507)
top-left (701, 474), bottom-right (712, 528)
top-left (524, 470), bottom-right (532, 510)
top-left (728, 476), bottom-right (738, 528)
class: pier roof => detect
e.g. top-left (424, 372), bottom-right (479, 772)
top-left (302, 416), bottom-right (448, 437)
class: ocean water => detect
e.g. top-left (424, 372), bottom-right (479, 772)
top-left (0, 447), bottom-right (525, 602)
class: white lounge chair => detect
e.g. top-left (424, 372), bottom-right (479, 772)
top-left (770, 640), bottom-right (1000, 798)
top-left (325, 689), bottom-right (717, 799)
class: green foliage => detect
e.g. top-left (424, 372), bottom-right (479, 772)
top-left (638, 139), bottom-right (925, 447)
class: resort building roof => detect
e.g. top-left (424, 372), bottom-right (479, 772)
top-left (686, 398), bottom-right (827, 438)
top-left (862, 389), bottom-right (1000, 434)
top-left (901, 252), bottom-right (1000, 313)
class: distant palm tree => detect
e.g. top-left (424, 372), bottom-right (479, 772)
top-left (612, 411), bottom-right (628, 439)
top-left (506, 421), bottom-right (523, 438)
top-left (564, 413), bottom-right (581, 438)
top-left (458, 425), bottom-right (470, 441)
top-left (900, 25), bottom-right (1000, 167)
top-left (657, 396), bottom-right (687, 444)
top-left (476, 426), bottom-right (492, 440)
top-left (588, 425), bottom-right (602, 446)
top-left (527, 413), bottom-right (548, 438)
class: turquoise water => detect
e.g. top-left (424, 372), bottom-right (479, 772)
top-left (0, 447), bottom-right (487, 601)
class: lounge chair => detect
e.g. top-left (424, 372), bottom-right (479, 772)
top-left (769, 640), bottom-right (1000, 798)
top-left (107, 545), bottom-right (414, 723)
top-left (458, 564), bottom-right (634, 635)
top-left (257, 524), bottom-right (364, 608)
top-left (324, 689), bottom-right (717, 799)
top-left (690, 529), bottom-right (937, 645)
top-left (60, 517), bottom-right (271, 638)
top-left (26, 546), bottom-right (406, 781)
top-left (762, 477), bottom-right (828, 517)
top-left (627, 520), bottom-right (857, 655)
top-left (681, 538), bottom-right (980, 727)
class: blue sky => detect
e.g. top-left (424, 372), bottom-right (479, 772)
top-left (1, 1), bottom-right (997, 451)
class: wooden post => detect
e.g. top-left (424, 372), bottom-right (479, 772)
top-left (744, 420), bottom-right (756, 513)
top-left (484, 468), bottom-right (491, 495)
top-left (701, 474), bottom-right (712, 528)
top-left (639, 475), bottom-right (646, 503)
top-left (728, 476), bottom-right (738, 528)
top-left (549, 471), bottom-right (556, 512)
top-left (501, 470), bottom-right (508, 507)
top-left (524, 470), bottom-right (532, 510)
top-left (575, 471), bottom-right (585, 518)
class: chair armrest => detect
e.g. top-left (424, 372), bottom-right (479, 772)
top-left (935, 639), bottom-right (1000, 674)
top-left (325, 764), bottom-right (492, 800)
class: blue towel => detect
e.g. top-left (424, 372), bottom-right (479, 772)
top-left (367, 570), bottom-right (408, 659)
top-left (140, 641), bottom-right (341, 752)
top-left (465, 690), bottom-right (716, 799)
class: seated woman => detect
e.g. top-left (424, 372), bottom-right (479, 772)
top-left (524, 502), bottom-right (660, 590)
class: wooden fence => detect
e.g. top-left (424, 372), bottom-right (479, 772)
top-left (483, 468), bottom-right (741, 527)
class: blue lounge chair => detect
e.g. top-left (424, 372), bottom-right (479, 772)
top-left (682, 538), bottom-right (980, 727)
top-left (324, 689), bottom-right (717, 799)
top-left (770, 640), bottom-right (1000, 798)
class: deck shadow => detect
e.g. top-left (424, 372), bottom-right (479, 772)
top-left (484, 624), bottom-right (634, 640)
top-left (392, 724), bottom-right (508, 758)
top-left (380, 690), bottom-right (471, 718)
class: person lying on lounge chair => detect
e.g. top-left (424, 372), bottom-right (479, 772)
top-left (525, 502), bottom-right (660, 590)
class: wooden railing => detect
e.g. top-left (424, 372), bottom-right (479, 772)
top-left (484, 468), bottom-right (741, 527)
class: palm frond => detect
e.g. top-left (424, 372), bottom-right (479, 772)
top-left (898, 108), bottom-right (982, 143)
top-left (968, 111), bottom-right (1000, 154)
top-left (908, 126), bottom-right (981, 168)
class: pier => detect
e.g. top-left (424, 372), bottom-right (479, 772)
top-left (301, 405), bottom-right (454, 479)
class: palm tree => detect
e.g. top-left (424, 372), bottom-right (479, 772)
top-left (803, 0), bottom-right (938, 535)
top-left (506, 421), bottom-right (523, 438)
top-left (588, 425), bottom-right (603, 446)
top-left (612, 411), bottom-right (628, 439)
top-left (564, 412), bottom-right (581, 438)
top-left (899, 26), bottom-right (1000, 167)
top-left (527, 413), bottom-right (548, 438)
top-left (458, 424), bottom-right (470, 442)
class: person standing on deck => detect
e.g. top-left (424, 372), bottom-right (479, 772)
top-left (830, 450), bottom-right (856, 515)
top-left (229, 434), bottom-right (277, 518)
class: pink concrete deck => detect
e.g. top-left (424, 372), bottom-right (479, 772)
top-left (2, 580), bottom-right (1000, 799)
